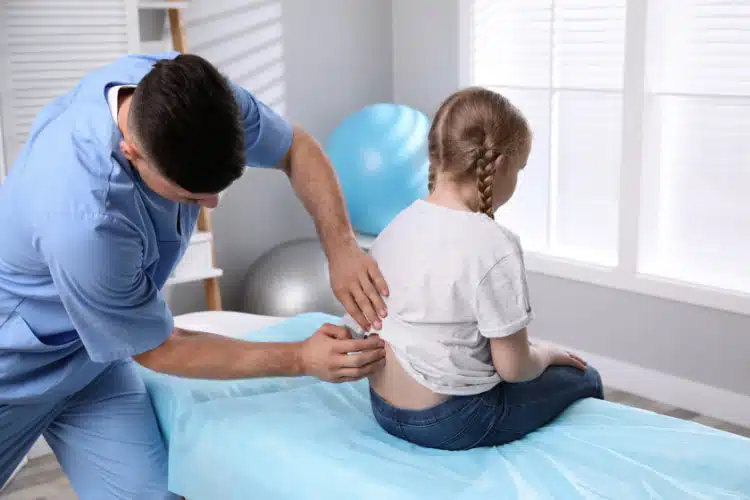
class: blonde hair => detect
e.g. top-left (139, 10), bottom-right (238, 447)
top-left (427, 87), bottom-right (531, 217)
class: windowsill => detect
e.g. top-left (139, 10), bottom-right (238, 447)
top-left (523, 252), bottom-right (750, 316)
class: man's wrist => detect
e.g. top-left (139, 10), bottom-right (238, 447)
top-left (321, 229), bottom-right (358, 259)
top-left (288, 341), bottom-right (307, 377)
top-left (232, 340), bottom-right (308, 378)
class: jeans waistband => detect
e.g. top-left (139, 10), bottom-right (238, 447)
top-left (369, 387), bottom-right (482, 425)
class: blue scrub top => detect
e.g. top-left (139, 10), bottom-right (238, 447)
top-left (0, 52), bottom-right (293, 403)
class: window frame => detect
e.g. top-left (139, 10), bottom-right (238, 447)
top-left (459, 0), bottom-right (750, 316)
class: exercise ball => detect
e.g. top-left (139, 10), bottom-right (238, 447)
top-left (244, 239), bottom-right (346, 317)
top-left (325, 103), bottom-right (430, 236)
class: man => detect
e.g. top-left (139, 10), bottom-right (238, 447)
top-left (0, 53), bottom-right (388, 498)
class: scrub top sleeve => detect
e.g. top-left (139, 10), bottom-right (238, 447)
top-left (229, 81), bottom-right (294, 169)
top-left (39, 214), bottom-right (174, 363)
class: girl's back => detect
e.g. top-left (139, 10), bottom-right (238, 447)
top-left (350, 198), bottom-right (533, 409)
top-left (342, 87), bottom-right (600, 450)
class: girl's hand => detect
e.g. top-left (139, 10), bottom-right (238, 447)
top-left (544, 346), bottom-right (588, 371)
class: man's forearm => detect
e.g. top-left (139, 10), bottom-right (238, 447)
top-left (133, 328), bottom-right (303, 380)
top-left (283, 126), bottom-right (356, 256)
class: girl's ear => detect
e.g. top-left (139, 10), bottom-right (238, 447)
top-left (496, 154), bottom-right (510, 174)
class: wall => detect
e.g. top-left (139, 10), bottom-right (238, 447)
top-left (391, 0), bottom-right (750, 399)
top-left (167, 0), bottom-right (394, 313)
top-left (392, 0), bottom-right (460, 114)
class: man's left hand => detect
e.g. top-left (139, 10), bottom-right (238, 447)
top-left (329, 243), bottom-right (389, 331)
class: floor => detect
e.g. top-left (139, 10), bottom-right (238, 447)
top-left (2, 389), bottom-right (749, 499)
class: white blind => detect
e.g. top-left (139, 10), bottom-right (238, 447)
top-left (471, 0), bottom-right (626, 266)
top-left (639, 0), bottom-right (750, 294)
top-left (1, 0), bottom-right (130, 166)
top-left (185, 0), bottom-right (286, 116)
top-left (471, 0), bottom-right (750, 297)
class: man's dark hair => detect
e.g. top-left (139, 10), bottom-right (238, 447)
top-left (129, 54), bottom-right (245, 194)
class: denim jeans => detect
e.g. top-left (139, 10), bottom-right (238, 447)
top-left (370, 365), bottom-right (604, 451)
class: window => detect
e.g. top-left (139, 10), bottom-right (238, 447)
top-left (464, 0), bottom-right (750, 315)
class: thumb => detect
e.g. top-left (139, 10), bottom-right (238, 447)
top-left (319, 323), bottom-right (353, 341)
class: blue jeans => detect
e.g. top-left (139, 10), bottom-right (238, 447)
top-left (370, 365), bottom-right (603, 451)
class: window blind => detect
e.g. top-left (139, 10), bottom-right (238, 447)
top-left (471, 0), bottom-right (626, 266)
top-left (1, 0), bottom-right (130, 166)
top-left (639, 0), bottom-right (750, 294)
top-left (471, 0), bottom-right (750, 298)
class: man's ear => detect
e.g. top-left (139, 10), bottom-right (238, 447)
top-left (120, 139), bottom-right (140, 163)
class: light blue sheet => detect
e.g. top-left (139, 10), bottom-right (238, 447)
top-left (138, 314), bottom-right (750, 500)
top-left (138, 313), bottom-right (330, 442)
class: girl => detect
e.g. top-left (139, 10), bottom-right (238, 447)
top-left (343, 87), bottom-right (603, 451)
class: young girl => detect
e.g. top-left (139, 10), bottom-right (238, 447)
top-left (343, 87), bottom-right (603, 451)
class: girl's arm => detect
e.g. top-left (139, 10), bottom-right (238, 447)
top-left (476, 248), bottom-right (587, 383)
top-left (489, 329), bottom-right (588, 383)
top-left (489, 328), bottom-right (550, 382)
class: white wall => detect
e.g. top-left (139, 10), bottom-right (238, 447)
top-left (167, 0), bottom-right (394, 313)
top-left (392, 0), bottom-right (460, 113)
top-left (391, 0), bottom-right (750, 401)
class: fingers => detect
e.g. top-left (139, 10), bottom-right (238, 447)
top-left (367, 261), bottom-right (389, 298)
top-left (319, 323), bottom-right (353, 341)
top-left (359, 272), bottom-right (387, 321)
top-left (332, 334), bottom-right (385, 354)
top-left (340, 293), bottom-right (371, 332)
top-left (352, 286), bottom-right (380, 331)
top-left (339, 348), bottom-right (385, 369)
top-left (569, 352), bottom-right (588, 367)
top-left (566, 353), bottom-right (587, 371)
top-left (334, 357), bottom-right (386, 381)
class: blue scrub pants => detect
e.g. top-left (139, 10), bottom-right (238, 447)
top-left (0, 361), bottom-right (178, 499)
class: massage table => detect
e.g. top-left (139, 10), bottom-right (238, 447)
top-left (136, 311), bottom-right (750, 499)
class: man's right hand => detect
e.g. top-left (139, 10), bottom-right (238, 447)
top-left (297, 323), bottom-right (386, 383)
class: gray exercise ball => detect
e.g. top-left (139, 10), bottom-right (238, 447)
top-left (244, 238), bottom-right (347, 317)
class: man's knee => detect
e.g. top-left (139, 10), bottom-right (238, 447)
top-left (120, 468), bottom-right (178, 500)
top-left (85, 462), bottom-right (178, 500)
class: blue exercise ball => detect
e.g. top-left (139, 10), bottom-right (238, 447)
top-left (325, 103), bottom-right (430, 236)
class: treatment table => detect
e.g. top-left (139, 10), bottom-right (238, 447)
top-left (136, 311), bottom-right (750, 499)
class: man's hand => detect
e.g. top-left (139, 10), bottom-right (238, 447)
top-left (328, 243), bottom-right (389, 331)
top-left (298, 323), bottom-right (386, 382)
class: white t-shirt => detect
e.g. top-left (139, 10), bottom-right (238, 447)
top-left (107, 85), bottom-right (136, 122)
top-left (343, 199), bottom-right (534, 396)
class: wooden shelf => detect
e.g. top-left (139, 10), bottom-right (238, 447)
top-left (138, 1), bottom-right (189, 10)
top-left (190, 230), bottom-right (213, 244)
top-left (166, 267), bottom-right (223, 287)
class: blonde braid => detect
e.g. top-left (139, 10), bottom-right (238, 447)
top-left (428, 164), bottom-right (437, 193)
top-left (475, 147), bottom-right (499, 218)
